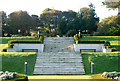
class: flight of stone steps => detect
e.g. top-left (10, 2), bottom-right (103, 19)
top-left (34, 37), bottom-right (85, 75)
top-left (44, 37), bottom-right (74, 52)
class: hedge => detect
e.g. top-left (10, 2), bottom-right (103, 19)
top-left (8, 40), bottom-right (43, 48)
top-left (78, 40), bottom-right (105, 44)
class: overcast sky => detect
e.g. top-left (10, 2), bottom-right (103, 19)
top-left (0, 0), bottom-right (118, 21)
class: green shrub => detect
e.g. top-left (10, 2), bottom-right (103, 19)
top-left (104, 41), bottom-right (111, 48)
top-left (2, 48), bottom-right (7, 52)
top-left (39, 35), bottom-right (44, 43)
top-left (74, 34), bottom-right (79, 44)
top-left (112, 48), bottom-right (117, 52)
top-left (81, 34), bottom-right (90, 36)
top-left (13, 73), bottom-right (28, 81)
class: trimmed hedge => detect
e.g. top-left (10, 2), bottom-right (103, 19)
top-left (78, 40), bottom-right (105, 44)
top-left (8, 40), bottom-right (43, 48)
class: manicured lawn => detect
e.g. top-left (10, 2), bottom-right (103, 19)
top-left (1, 52), bottom-right (37, 75)
top-left (0, 37), bottom-right (38, 51)
top-left (82, 52), bottom-right (119, 75)
top-left (0, 37), bottom-right (38, 44)
top-left (80, 36), bottom-right (120, 51)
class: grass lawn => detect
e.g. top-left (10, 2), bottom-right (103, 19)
top-left (80, 36), bottom-right (120, 51)
top-left (1, 52), bottom-right (37, 75)
top-left (82, 52), bottom-right (120, 75)
top-left (0, 36), bottom-right (38, 44)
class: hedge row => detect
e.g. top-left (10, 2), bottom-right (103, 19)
top-left (8, 40), bottom-right (43, 48)
top-left (78, 40), bottom-right (105, 44)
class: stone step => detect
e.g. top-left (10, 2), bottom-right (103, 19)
top-left (35, 62), bottom-right (83, 64)
top-left (37, 57), bottom-right (82, 59)
top-left (34, 37), bottom-right (85, 75)
top-left (34, 72), bottom-right (85, 75)
top-left (44, 41), bottom-right (74, 43)
top-left (37, 53), bottom-right (81, 55)
top-left (34, 68), bottom-right (85, 74)
top-left (36, 58), bottom-right (83, 62)
top-left (35, 66), bottom-right (84, 68)
top-left (38, 52), bottom-right (79, 54)
top-left (36, 58), bottom-right (83, 61)
top-left (37, 55), bottom-right (82, 57)
top-left (35, 63), bottom-right (83, 66)
top-left (35, 61), bottom-right (83, 63)
top-left (44, 37), bottom-right (73, 39)
top-left (44, 39), bottom-right (74, 40)
top-left (34, 68), bottom-right (85, 72)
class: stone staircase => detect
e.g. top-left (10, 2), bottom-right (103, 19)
top-left (44, 37), bottom-right (74, 52)
top-left (34, 37), bottom-right (85, 75)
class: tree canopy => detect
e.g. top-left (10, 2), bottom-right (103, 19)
top-left (97, 15), bottom-right (120, 36)
top-left (102, 1), bottom-right (120, 14)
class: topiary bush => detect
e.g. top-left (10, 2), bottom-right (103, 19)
top-left (104, 41), bottom-right (111, 48)
top-left (74, 34), bottom-right (79, 44)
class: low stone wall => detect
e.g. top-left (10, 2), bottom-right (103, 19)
top-left (7, 48), bottom-right (16, 52)
top-left (13, 44), bottom-right (44, 52)
top-left (102, 48), bottom-right (112, 53)
top-left (74, 44), bottom-right (104, 52)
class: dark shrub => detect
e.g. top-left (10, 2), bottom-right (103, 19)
top-left (112, 48), bottom-right (117, 52)
top-left (2, 48), bottom-right (7, 52)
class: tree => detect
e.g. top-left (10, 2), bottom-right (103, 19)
top-left (57, 20), bottom-right (67, 35)
top-left (76, 3), bottom-right (99, 33)
top-left (106, 26), bottom-right (118, 36)
top-left (40, 8), bottom-right (77, 36)
top-left (8, 10), bottom-right (33, 35)
top-left (31, 15), bottom-right (40, 30)
top-left (66, 29), bottom-right (77, 37)
top-left (0, 11), bottom-right (9, 36)
top-left (43, 8), bottom-right (52, 13)
top-left (97, 15), bottom-right (120, 36)
top-left (40, 8), bottom-right (63, 33)
top-left (102, 1), bottom-right (120, 15)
